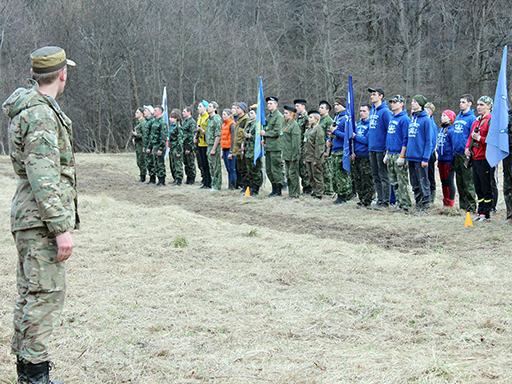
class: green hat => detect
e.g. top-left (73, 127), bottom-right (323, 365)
top-left (30, 46), bottom-right (76, 74)
top-left (412, 94), bottom-right (427, 108)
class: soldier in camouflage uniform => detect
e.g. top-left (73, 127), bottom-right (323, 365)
top-left (150, 106), bottom-right (167, 186)
top-left (2, 46), bottom-right (78, 383)
top-left (168, 110), bottom-right (184, 186)
top-left (233, 102), bottom-right (250, 190)
top-left (206, 101), bottom-right (223, 190)
top-left (143, 105), bottom-right (156, 184)
top-left (282, 105), bottom-right (301, 198)
top-left (242, 105), bottom-right (263, 195)
top-left (503, 109), bottom-right (512, 222)
top-left (182, 106), bottom-right (197, 184)
top-left (352, 104), bottom-right (376, 207)
top-left (294, 99), bottom-right (311, 194)
top-left (262, 96), bottom-right (284, 196)
top-left (304, 111), bottom-right (326, 198)
top-left (132, 108), bottom-right (147, 182)
top-left (319, 101), bottom-right (334, 196)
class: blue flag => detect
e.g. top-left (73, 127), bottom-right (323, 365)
top-left (162, 86), bottom-right (170, 160)
top-left (254, 76), bottom-right (266, 165)
top-left (486, 45), bottom-right (509, 168)
top-left (343, 75), bottom-right (355, 172)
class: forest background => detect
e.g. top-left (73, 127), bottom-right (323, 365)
top-left (0, 0), bottom-right (511, 153)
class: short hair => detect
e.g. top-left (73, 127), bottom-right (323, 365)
top-left (460, 94), bottom-right (474, 104)
top-left (360, 103), bottom-right (371, 111)
top-left (31, 67), bottom-right (63, 86)
top-left (222, 108), bottom-right (233, 117)
top-left (184, 106), bottom-right (193, 114)
top-left (319, 101), bottom-right (331, 111)
top-left (155, 105), bottom-right (163, 112)
top-left (170, 110), bottom-right (182, 124)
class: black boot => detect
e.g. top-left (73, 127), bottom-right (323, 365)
top-left (16, 356), bottom-right (27, 382)
top-left (22, 361), bottom-right (62, 384)
top-left (146, 175), bottom-right (156, 184)
top-left (251, 185), bottom-right (259, 196)
top-left (275, 184), bottom-right (282, 196)
top-left (333, 194), bottom-right (347, 205)
top-left (139, 174), bottom-right (146, 183)
top-left (267, 183), bottom-right (276, 198)
top-left (228, 181), bottom-right (235, 190)
top-left (176, 179), bottom-right (182, 186)
top-left (156, 177), bottom-right (166, 186)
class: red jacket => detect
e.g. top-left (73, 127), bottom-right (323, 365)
top-left (465, 114), bottom-right (491, 160)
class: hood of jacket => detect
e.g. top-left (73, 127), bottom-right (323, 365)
top-left (2, 79), bottom-right (47, 119)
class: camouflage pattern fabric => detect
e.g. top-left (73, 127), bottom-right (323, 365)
top-left (453, 153), bottom-right (477, 212)
top-left (182, 117), bottom-right (197, 182)
top-left (135, 140), bottom-right (146, 177)
top-left (208, 145), bottom-right (222, 189)
top-left (244, 121), bottom-right (262, 188)
top-left (297, 112), bottom-right (311, 190)
top-left (352, 157), bottom-right (375, 206)
top-left (168, 123), bottom-right (184, 182)
top-left (331, 151), bottom-right (352, 199)
top-left (150, 117), bottom-right (167, 178)
top-left (12, 228), bottom-right (66, 364)
top-left (319, 115), bottom-right (334, 195)
top-left (387, 153), bottom-right (412, 209)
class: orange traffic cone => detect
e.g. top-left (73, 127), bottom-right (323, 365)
top-left (464, 212), bottom-right (473, 227)
top-left (244, 186), bottom-right (251, 197)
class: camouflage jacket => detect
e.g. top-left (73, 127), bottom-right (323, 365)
top-left (143, 116), bottom-right (155, 148)
top-left (182, 117), bottom-right (196, 152)
top-left (233, 113), bottom-right (250, 157)
top-left (133, 117), bottom-right (146, 143)
top-left (264, 109), bottom-right (284, 152)
top-left (296, 112), bottom-right (309, 150)
top-left (244, 120), bottom-right (257, 156)
top-left (150, 116), bottom-right (167, 152)
top-left (2, 79), bottom-right (78, 235)
top-left (205, 113), bottom-right (222, 146)
top-left (168, 123), bottom-right (184, 154)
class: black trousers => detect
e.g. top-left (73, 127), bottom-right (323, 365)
top-left (197, 146), bottom-right (211, 187)
top-left (472, 159), bottom-right (493, 218)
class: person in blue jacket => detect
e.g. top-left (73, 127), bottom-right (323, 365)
top-left (384, 95), bottom-right (411, 213)
top-left (437, 110), bottom-right (456, 207)
top-left (328, 96), bottom-right (351, 204)
top-left (368, 87), bottom-right (393, 209)
top-left (407, 94), bottom-right (432, 213)
top-left (425, 102), bottom-right (438, 205)
top-left (452, 94), bottom-right (477, 212)
top-left (351, 103), bottom-right (375, 207)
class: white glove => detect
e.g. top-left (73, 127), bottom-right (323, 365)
top-left (397, 156), bottom-right (405, 166)
top-left (383, 154), bottom-right (388, 164)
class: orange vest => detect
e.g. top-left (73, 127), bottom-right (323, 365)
top-left (221, 118), bottom-right (235, 149)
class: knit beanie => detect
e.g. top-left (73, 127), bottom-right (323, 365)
top-left (412, 95), bottom-right (427, 108)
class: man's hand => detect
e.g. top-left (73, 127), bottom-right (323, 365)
top-left (421, 161), bottom-right (428, 168)
top-left (185, 150), bottom-right (190, 155)
top-left (260, 130), bottom-right (266, 136)
top-left (471, 131), bottom-right (481, 141)
top-left (56, 231), bottom-right (74, 262)
top-left (156, 150), bottom-right (162, 156)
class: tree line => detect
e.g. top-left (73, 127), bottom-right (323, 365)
top-left (0, 0), bottom-right (510, 154)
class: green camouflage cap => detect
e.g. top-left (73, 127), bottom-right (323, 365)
top-left (30, 46), bottom-right (76, 74)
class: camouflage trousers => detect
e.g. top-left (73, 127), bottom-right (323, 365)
top-left (208, 145), bottom-right (222, 190)
top-left (135, 141), bottom-right (146, 177)
top-left (236, 154), bottom-right (247, 188)
top-left (284, 160), bottom-right (300, 198)
top-left (330, 151), bottom-right (352, 199)
top-left (246, 156), bottom-right (263, 188)
top-left (387, 154), bottom-right (412, 209)
top-left (306, 161), bottom-right (324, 198)
top-left (503, 155), bottom-right (512, 220)
top-left (12, 228), bottom-right (66, 364)
top-left (453, 154), bottom-right (477, 212)
top-left (154, 152), bottom-right (166, 178)
top-left (169, 151), bottom-right (184, 182)
top-left (352, 156), bottom-right (375, 207)
top-left (299, 154), bottom-right (310, 190)
top-left (265, 151), bottom-right (284, 185)
top-left (146, 151), bottom-right (155, 177)
top-left (323, 154), bottom-right (333, 195)
top-left (183, 149), bottom-right (196, 183)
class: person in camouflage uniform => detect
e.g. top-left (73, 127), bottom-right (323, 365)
top-left (504, 109), bottom-right (512, 222)
top-left (352, 104), bottom-right (375, 207)
top-left (282, 105), bottom-right (301, 198)
top-left (294, 99), bottom-right (311, 194)
top-left (304, 111), bottom-right (326, 198)
top-left (168, 110), bottom-right (184, 186)
top-left (132, 107), bottom-right (147, 182)
top-left (319, 101), bottom-right (334, 196)
top-left (150, 105), bottom-right (167, 186)
top-left (233, 102), bottom-right (250, 191)
top-left (182, 106), bottom-right (197, 184)
top-left (242, 105), bottom-right (263, 195)
top-left (262, 96), bottom-right (284, 196)
top-left (206, 101), bottom-right (223, 190)
top-left (2, 46), bottom-right (78, 383)
top-left (143, 105), bottom-right (156, 184)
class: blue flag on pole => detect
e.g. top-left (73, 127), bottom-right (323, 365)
top-left (343, 75), bottom-right (355, 172)
top-left (162, 86), bottom-right (170, 159)
top-left (486, 45), bottom-right (509, 168)
top-left (254, 76), bottom-right (266, 165)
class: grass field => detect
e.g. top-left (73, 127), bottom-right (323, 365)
top-left (0, 153), bottom-right (511, 383)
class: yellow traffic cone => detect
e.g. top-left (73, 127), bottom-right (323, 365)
top-left (465, 211), bottom-right (473, 227)
top-left (244, 186), bottom-right (251, 197)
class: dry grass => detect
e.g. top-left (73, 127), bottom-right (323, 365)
top-left (0, 153), bottom-right (511, 383)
